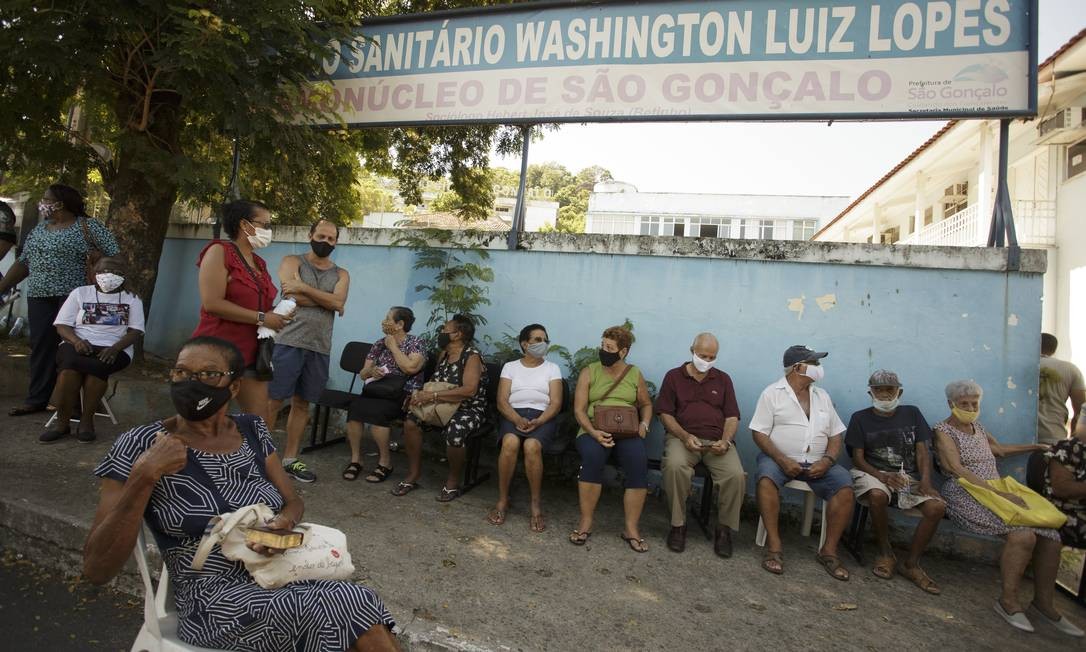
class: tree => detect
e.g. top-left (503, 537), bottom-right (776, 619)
top-left (0, 1), bottom-right (525, 319)
top-left (355, 170), bottom-right (396, 218)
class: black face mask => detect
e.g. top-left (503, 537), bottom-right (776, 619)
top-left (170, 380), bottom-right (233, 421)
top-left (310, 240), bottom-right (334, 258)
top-left (598, 348), bottom-right (621, 367)
top-left (437, 332), bottom-right (453, 349)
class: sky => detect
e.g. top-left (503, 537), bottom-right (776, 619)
top-left (492, 0), bottom-right (1086, 199)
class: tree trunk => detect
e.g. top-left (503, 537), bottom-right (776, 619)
top-left (106, 165), bottom-right (178, 320)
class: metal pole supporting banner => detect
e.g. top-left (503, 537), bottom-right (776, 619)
top-left (987, 119), bottom-right (1019, 258)
top-left (506, 125), bottom-right (532, 251)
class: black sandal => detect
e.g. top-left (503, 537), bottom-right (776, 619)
top-left (365, 464), bottom-right (394, 483)
top-left (342, 462), bottom-right (363, 481)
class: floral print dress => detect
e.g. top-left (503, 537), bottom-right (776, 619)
top-left (934, 420), bottom-right (1059, 540)
top-left (1044, 438), bottom-right (1086, 548)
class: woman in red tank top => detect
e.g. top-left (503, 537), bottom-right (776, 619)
top-left (192, 199), bottom-right (289, 424)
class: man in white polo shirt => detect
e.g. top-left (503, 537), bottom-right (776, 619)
top-left (750, 345), bottom-right (853, 581)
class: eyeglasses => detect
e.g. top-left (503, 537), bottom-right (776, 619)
top-left (169, 368), bottom-right (234, 385)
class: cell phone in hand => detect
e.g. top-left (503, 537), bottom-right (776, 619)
top-left (698, 439), bottom-right (716, 449)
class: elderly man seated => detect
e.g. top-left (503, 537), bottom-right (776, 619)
top-left (846, 370), bottom-right (945, 594)
top-left (658, 332), bottom-right (743, 557)
top-left (750, 345), bottom-right (853, 580)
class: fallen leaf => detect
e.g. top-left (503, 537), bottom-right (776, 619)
top-left (833, 603), bottom-right (858, 611)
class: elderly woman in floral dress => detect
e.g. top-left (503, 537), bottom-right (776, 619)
top-left (933, 380), bottom-right (1081, 638)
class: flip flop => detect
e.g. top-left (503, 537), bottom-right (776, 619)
top-left (342, 462), bottom-right (363, 481)
top-left (530, 513), bottom-right (546, 533)
top-left (436, 486), bottom-right (461, 503)
top-left (365, 464), bottom-right (394, 483)
top-left (815, 553), bottom-right (850, 581)
top-left (619, 533), bottom-right (648, 553)
top-left (9, 405), bottom-right (47, 417)
top-left (568, 530), bottom-right (592, 545)
top-left (762, 550), bottom-right (784, 574)
top-left (486, 508), bottom-right (506, 526)
top-left (390, 481), bottom-right (420, 497)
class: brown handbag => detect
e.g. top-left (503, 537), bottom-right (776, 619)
top-left (591, 364), bottom-right (641, 439)
top-left (79, 217), bottom-right (103, 284)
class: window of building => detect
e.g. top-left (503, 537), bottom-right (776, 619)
top-left (690, 217), bottom-right (731, 238)
top-left (792, 219), bottom-right (817, 240)
top-left (880, 227), bottom-right (900, 244)
top-left (924, 206), bottom-right (934, 226)
top-left (639, 216), bottom-right (660, 235)
top-left (943, 182), bottom-right (969, 217)
top-left (661, 217), bottom-right (685, 237)
top-left (591, 213), bottom-right (636, 235)
top-left (1068, 138), bottom-right (1086, 180)
top-left (757, 219), bottom-right (777, 240)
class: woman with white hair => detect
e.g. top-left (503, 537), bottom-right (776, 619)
top-left (933, 380), bottom-right (1081, 637)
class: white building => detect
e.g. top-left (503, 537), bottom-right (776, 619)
top-left (361, 197), bottom-right (558, 232)
top-left (814, 29), bottom-right (1086, 370)
top-left (586, 181), bottom-right (848, 241)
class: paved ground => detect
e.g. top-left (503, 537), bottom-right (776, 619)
top-left (0, 548), bottom-right (142, 651)
top-left (0, 347), bottom-right (1081, 651)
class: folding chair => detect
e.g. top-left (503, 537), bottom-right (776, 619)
top-left (755, 479), bottom-right (829, 551)
top-left (303, 341), bottom-right (371, 453)
top-left (44, 386), bottom-right (119, 428)
top-left (131, 529), bottom-right (224, 652)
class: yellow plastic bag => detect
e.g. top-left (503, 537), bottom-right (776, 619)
top-left (957, 476), bottom-right (1067, 529)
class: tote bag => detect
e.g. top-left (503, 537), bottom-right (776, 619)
top-left (957, 476), bottom-right (1068, 529)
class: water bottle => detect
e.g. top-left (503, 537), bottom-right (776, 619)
top-left (257, 298), bottom-right (297, 339)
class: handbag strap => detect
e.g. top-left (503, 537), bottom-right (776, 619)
top-left (191, 503), bottom-right (271, 570)
top-left (597, 364), bottom-right (635, 404)
top-left (79, 216), bottom-right (102, 255)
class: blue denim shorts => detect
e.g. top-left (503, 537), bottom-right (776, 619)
top-left (497, 407), bottom-right (558, 450)
top-left (267, 344), bottom-right (330, 403)
top-left (756, 453), bottom-right (852, 501)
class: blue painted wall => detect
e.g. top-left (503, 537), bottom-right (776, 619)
top-left (147, 235), bottom-right (1043, 484)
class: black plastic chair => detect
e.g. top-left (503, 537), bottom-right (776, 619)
top-left (460, 361), bottom-right (502, 495)
top-left (302, 341), bottom-right (371, 453)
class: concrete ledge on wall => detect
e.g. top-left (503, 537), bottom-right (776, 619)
top-left (165, 223), bottom-right (1045, 274)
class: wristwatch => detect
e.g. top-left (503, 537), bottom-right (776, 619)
top-left (256, 311), bottom-right (265, 326)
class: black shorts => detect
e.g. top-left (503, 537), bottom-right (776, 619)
top-left (56, 341), bottom-right (130, 380)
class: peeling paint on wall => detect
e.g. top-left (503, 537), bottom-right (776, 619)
top-left (1007, 377), bottom-right (1017, 390)
top-left (815, 294), bottom-right (838, 312)
top-left (1007, 314), bottom-right (1019, 326)
top-left (787, 296), bottom-right (805, 320)
top-left (962, 313), bottom-right (969, 318)
top-left (983, 344), bottom-right (992, 351)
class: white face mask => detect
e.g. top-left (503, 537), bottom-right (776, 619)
top-left (801, 364), bottom-right (824, 382)
top-left (871, 396), bottom-right (900, 413)
top-left (95, 272), bottom-right (125, 293)
top-left (690, 352), bottom-right (714, 373)
top-left (246, 223), bottom-right (273, 249)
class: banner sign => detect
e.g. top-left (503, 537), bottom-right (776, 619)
top-left (301, 0), bottom-right (1037, 126)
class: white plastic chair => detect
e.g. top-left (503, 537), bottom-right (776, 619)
top-left (44, 389), bottom-right (118, 428)
top-left (131, 529), bottom-right (225, 652)
top-left (755, 479), bottom-right (829, 551)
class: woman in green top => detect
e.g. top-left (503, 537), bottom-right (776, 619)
top-left (570, 326), bottom-right (653, 552)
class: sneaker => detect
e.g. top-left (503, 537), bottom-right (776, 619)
top-left (38, 429), bottom-right (68, 444)
top-left (77, 430), bottom-right (96, 444)
top-left (283, 460), bottom-right (317, 483)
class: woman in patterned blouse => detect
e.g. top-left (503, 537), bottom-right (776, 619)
top-left (0, 184), bottom-right (119, 416)
top-left (1044, 408), bottom-right (1086, 549)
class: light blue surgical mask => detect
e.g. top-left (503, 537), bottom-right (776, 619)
top-left (525, 341), bottom-right (548, 358)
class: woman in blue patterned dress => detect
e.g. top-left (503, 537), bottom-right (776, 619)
top-left (0, 184), bottom-right (119, 416)
top-left (83, 336), bottom-right (398, 651)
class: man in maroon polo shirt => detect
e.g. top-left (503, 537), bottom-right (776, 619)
top-left (657, 332), bottom-right (744, 557)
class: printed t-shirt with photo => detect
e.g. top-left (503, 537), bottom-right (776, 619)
top-left (54, 285), bottom-right (146, 357)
